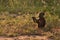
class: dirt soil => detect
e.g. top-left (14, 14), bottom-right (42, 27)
top-left (0, 35), bottom-right (53, 40)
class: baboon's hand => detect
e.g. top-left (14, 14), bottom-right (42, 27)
top-left (32, 17), bottom-right (36, 19)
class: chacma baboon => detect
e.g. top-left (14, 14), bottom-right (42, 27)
top-left (32, 12), bottom-right (46, 29)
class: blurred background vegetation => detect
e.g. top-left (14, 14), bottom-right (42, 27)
top-left (0, 0), bottom-right (60, 40)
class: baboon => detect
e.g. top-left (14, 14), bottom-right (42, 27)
top-left (32, 12), bottom-right (46, 29)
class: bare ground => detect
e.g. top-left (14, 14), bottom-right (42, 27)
top-left (0, 34), bottom-right (55, 40)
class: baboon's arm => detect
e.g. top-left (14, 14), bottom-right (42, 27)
top-left (32, 17), bottom-right (38, 23)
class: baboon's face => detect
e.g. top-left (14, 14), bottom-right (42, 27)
top-left (39, 12), bottom-right (45, 18)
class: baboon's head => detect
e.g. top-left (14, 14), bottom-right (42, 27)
top-left (39, 12), bottom-right (45, 18)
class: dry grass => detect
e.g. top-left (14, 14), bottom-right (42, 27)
top-left (0, 12), bottom-right (60, 40)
